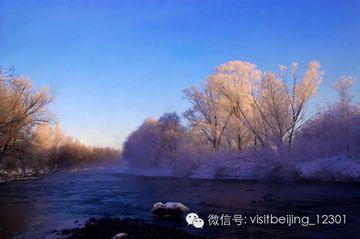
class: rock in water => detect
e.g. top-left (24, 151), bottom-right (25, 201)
top-left (263, 193), bottom-right (275, 202)
top-left (112, 233), bottom-right (128, 239)
top-left (152, 202), bottom-right (190, 218)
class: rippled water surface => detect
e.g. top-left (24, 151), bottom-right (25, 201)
top-left (0, 166), bottom-right (359, 239)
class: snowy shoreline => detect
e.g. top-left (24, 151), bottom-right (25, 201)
top-left (118, 156), bottom-right (360, 183)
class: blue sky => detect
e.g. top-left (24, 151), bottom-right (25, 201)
top-left (1, 0), bottom-right (359, 148)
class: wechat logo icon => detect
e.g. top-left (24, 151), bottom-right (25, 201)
top-left (186, 212), bottom-right (204, 229)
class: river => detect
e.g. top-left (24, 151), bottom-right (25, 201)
top-left (0, 166), bottom-right (359, 239)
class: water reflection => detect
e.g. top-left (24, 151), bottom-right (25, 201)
top-left (0, 199), bottom-right (28, 238)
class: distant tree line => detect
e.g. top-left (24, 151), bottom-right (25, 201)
top-left (122, 61), bottom-right (360, 181)
top-left (0, 67), bottom-right (119, 181)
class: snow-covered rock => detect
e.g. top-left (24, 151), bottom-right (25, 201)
top-left (112, 233), bottom-right (128, 239)
top-left (152, 202), bottom-right (189, 218)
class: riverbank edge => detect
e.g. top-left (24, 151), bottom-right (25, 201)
top-left (59, 217), bottom-right (206, 239)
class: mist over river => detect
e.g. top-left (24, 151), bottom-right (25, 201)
top-left (0, 165), bottom-right (359, 239)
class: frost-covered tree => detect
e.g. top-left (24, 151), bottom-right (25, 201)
top-left (34, 123), bottom-right (119, 173)
top-left (123, 113), bottom-right (184, 168)
top-left (122, 118), bottom-right (161, 169)
top-left (34, 123), bottom-right (68, 172)
top-left (284, 61), bottom-right (323, 149)
top-left (207, 61), bottom-right (260, 148)
top-left (158, 113), bottom-right (182, 156)
top-left (0, 67), bottom-right (53, 172)
top-left (200, 60), bottom-right (323, 149)
top-left (332, 76), bottom-right (355, 114)
top-left (183, 80), bottom-right (233, 150)
top-left (297, 76), bottom-right (359, 159)
top-left (122, 113), bottom-right (205, 175)
top-left (223, 115), bottom-right (252, 150)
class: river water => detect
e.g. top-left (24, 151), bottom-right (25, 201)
top-left (0, 166), bottom-right (359, 239)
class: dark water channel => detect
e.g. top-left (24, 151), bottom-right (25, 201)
top-left (0, 166), bottom-right (359, 238)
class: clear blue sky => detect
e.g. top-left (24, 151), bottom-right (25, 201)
top-left (1, 0), bottom-right (359, 148)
